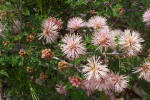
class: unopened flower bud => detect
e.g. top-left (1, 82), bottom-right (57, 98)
top-left (39, 72), bottom-right (48, 80)
top-left (58, 61), bottom-right (69, 71)
top-left (19, 49), bottom-right (27, 57)
top-left (26, 66), bottom-right (34, 75)
top-left (41, 48), bottom-right (54, 60)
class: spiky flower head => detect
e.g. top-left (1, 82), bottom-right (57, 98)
top-left (133, 61), bottom-right (150, 82)
top-left (41, 48), bottom-right (54, 60)
top-left (92, 31), bottom-right (116, 50)
top-left (110, 29), bottom-right (123, 38)
top-left (80, 79), bottom-right (97, 96)
top-left (87, 16), bottom-right (107, 30)
top-left (69, 76), bottom-right (82, 87)
top-left (67, 17), bottom-right (85, 31)
top-left (60, 34), bottom-right (86, 59)
top-left (82, 56), bottom-right (109, 81)
top-left (39, 17), bottom-right (60, 44)
top-left (96, 76), bottom-right (111, 91)
top-left (143, 9), bottom-right (150, 26)
top-left (56, 84), bottom-right (66, 95)
top-left (109, 73), bottom-right (128, 92)
top-left (119, 29), bottom-right (144, 56)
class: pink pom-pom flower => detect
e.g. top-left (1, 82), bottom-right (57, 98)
top-left (143, 9), bottom-right (150, 26)
top-left (82, 56), bottom-right (109, 81)
top-left (67, 17), bottom-right (85, 31)
top-left (60, 34), bottom-right (86, 59)
top-left (87, 16), bottom-right (107, 30)
top-left (39, 17), bottom-right (61, 44)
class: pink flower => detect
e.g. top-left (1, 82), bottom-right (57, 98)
top-left (39, 17), bottom-right (60, 44)
top-left (67, 17), bottom-right (85, 31)
top-left (56, 84), bottom-right (66, 95)
top-left (69, 76), bottom-right (82, 87)
top-left (143, 9), bottom-right (150, 26)
top-left (133, 61), bottom-right (150, 82)
top-left (87, 16), bottom-right (107, 30)
top-left (56, 19), bottom-right (63, 29)
top-left (80, 79), bottom-right (97, 96)
top-left (98, 26), bottom-right (110, 34)
top-left (96, 76), bottom-right (111, 91)
top-left (48, 17), bottom-right (63, 29)
top-left (108, 73), bottom-right (128, 92)
top-left (60, 34), bottom-right (86, 59)
top-left (119, 29), bottom-right (144, 56)
top-left (92, 31), bottom-right (116, 50)
top-left (82, 56), bottom-right (109, 81)
top-left (110, 29), bottom-right (123, 38)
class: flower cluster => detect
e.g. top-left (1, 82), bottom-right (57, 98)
top-left (59, 16), bottom-right (144, 59)
top-left (2, 11), bottom-right (148, 98)
top-left (81, 56), bottom-right (128, 94)
top-left (53, 15), bottom-right (146, 96)
top-left (1, 1), bottom-right (150, 99)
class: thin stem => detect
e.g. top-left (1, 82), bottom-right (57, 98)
top-left (118, 56), bottom-right (121, 73)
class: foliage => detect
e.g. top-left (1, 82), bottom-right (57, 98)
top-left (0, 0), bottom-right (150, 100)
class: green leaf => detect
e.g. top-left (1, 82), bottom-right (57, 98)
top-left (0, 70), bottom-right (8, 77)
